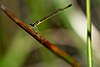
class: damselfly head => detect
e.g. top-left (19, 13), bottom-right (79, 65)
top-left (29, 21), bottom-right (40, 28)
top-left (29, 23), bottom-right (39, 32)
top-left (29, 23), bottom-right (34, 28)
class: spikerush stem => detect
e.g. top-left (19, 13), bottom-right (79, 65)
top-left (0, 4), bottom-right (81, 67)
top-left (86, 0), bottom-right (93, 67)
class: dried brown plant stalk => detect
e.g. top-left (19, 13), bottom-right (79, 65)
top-left (0, 4), bottom-right (81, 67)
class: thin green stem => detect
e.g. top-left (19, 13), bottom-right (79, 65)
top-left (86, 0), bottom-right (93, 67)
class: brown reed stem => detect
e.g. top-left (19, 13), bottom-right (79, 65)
top-left (0, 4), bottom-right (81, 67)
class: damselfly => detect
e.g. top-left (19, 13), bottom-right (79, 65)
top-left (30, 4), bottom-right (72, 28)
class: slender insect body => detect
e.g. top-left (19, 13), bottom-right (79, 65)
top-left (30, 4), bottom-right (72, 28)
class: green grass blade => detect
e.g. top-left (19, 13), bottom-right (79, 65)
top-left (86, 0), bottom-right (93, 67)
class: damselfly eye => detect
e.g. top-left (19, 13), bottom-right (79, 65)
top-left (29, 23), bottom-right (34, 27)
top-left (29, 24), bottom-right (38, 32)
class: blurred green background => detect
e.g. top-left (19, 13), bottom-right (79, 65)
top-left (0, 0), bottom-right (100, 67)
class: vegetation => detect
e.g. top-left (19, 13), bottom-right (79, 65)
top-left (0, 0), bottom-right (100, 67)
